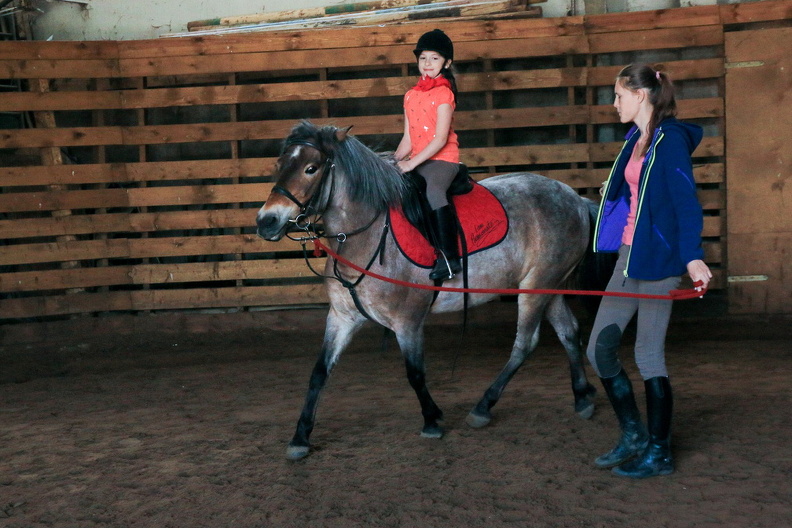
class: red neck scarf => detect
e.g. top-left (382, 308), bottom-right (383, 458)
top-left (412, 75), bottom-right (451, 92)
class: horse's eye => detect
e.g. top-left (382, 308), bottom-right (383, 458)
top-left (305, 165), bottom-right (319, 175)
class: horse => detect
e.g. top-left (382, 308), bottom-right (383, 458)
top-left (256, 121), bottom-right (598, 460)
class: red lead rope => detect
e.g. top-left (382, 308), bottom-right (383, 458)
top-left (313, 239), bottom-right (707, 301)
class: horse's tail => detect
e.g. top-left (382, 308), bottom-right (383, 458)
top-left (573, 198), bottom-right (617, 317)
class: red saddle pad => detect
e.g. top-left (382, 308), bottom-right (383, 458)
top-left (388, 182), bottom-right (509, 268)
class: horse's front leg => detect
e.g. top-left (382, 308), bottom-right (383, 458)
top-left (545, 294), bottom-right (596, 419)
top-left (287, 308), bottom-right (366, 460)
top-left (466, 293), bottom-right (546, 428)
top-left (396, 326), bottom-right (444, 439)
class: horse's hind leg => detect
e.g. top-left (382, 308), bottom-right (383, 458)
top-left (395, 325), bottom-right (444, 439)
top-left (287, 308), bottom-right (366, 460)
top-left (545, 294), bottom-right (596, 419)
top-left (466, 293), bottom-right (547, 429)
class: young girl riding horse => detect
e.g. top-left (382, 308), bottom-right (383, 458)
top-left (394, 29), bottom-right (462, 281)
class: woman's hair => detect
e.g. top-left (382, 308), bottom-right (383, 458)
top-left (617, 63), bottom-right (677, 154)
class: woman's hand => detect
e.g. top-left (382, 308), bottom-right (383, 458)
top-left (686, 259), bottom-right (712, 292)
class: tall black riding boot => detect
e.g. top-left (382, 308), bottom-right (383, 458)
top-left (595, 368), bottom-right (648, 468)
top-left (613, 376), bottom-right (674, 478)
top-left (428, 205), bottom-right (462, 281)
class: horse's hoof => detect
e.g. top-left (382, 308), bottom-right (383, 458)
top-left (576, 401), bottom-right (595, 420)
top-left (420, 424), bottom-right (443, 439)
top-left (286, 444), bottom-right (310, 460)
top-left (466, 411), bottom-right (491, 429)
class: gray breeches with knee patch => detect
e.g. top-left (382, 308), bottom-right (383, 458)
top-left (586, 245), bottom-right (681, 380)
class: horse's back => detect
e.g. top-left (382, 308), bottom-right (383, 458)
top-left (481, 171), bottom-right (584, 207)
top-left (480, 172), bottom-right (590, 240)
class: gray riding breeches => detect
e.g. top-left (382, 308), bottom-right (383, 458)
top-left (586, 244), bottom-right (681, 380)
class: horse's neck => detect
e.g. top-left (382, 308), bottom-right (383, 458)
top-left (323, 196), bottom-right (385, 248)
top-left (321, 163), bottom-right (398, 257)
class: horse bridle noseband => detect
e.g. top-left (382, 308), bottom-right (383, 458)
top-left (273, 138), bottom-right (383, 243)
top-left (271, 136), bottom-right (388, 322)
top-left (271, 139), bottom-right (337, 233)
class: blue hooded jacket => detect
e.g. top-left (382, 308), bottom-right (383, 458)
top-left (593, 117), bottom-right (704, 281)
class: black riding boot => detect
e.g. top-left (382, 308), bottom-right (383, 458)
top-left (613, 376), bottom-right (674, 478)
top-left (595, 369), bottom-right (648, 468)
top-left (428, 205), bottom-right (462, 281)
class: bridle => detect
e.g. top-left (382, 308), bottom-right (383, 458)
top-left (272, 137), bottom-right (384, 243)
top-left (271, 138), bottom-right (337, 236)
top-left (269, 135), bottom-right (389, 321)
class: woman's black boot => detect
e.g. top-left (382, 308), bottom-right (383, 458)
top-left (595, 369), bottom-right (648, 468)
top-left (613, 376), bottom-right (674, 478)
top-left (428, 205), bottom-right (462, 281)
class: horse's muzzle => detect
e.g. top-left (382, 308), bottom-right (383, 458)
top-left (256, 210), bottom-right (287, 241)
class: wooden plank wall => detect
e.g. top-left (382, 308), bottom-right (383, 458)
top-left (724, 25), bottom-right (792, 314)
top-left (1, 0), bottom-right (789, 321)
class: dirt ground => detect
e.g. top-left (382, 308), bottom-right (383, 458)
top-left (1, 297), bottom-right (790, 528)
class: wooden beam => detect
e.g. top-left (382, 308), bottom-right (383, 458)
top-left (188, 0), bottom-right (469, 29)
top-left (1, 259), bottom-right (325, 292)
top-left (0, 234), bottom-right (301, 267)
top-left (0, 158), bottom-right (273, 187)
top-left (183, 1), bottom-right (537, 35)
top-left (0, 284), bottom-right (329, 320)
top-left (0, 58), bottom-right (724, 113)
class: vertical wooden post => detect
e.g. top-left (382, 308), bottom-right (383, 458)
top-left (134, 77), bottom-right (150, 312)
top-left (483, 58), bottom-right (497, 177)
top-left (566, 54), bottom-right (579, 191)
top-left (319, 68), bottom-right (330, 119)
top-left (584, 53), bottom-right (597, 201)
top-left (228, 72), bottom-right (244, 291)
top-left (93, 78), bottom-right (110, 284)
top-left (724, 27), bottom-right (791, 314)
top-left (31, 79), bottom-right (83, 289)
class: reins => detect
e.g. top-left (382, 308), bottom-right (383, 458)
top-left (276, 134), bottom-right (706, 315)
top-left (277, 138), bottom-right (389, 320)
top-left (311, 238), bottom-right (708, 301)
top-left (292, 218), bottom-right (388, 322)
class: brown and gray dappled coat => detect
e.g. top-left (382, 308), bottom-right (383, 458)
top-left (256, 121), bottom-right (600, 460)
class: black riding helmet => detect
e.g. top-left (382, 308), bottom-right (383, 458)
top-left (413, 29), bottom-right (453, 61)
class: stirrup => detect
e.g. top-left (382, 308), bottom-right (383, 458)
top-left (429, 254), bottom-right (454, 281)
top-left (429, 252), bottom-right (460, 281)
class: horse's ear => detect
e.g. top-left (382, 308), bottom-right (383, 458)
top-left (335, 125), bottom-right (353, 142)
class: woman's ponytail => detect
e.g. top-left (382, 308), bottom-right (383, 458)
top-left (617, 63), bottom-right (678, 155)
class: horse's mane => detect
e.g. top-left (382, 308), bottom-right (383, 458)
top-left (285, 121), bottom-right (410, 213)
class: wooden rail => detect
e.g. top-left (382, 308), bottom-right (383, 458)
top-left (1, 0), bottom-right (789, 321)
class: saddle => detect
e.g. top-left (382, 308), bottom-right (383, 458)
top-left (389, 165), bottom-right (509, 268)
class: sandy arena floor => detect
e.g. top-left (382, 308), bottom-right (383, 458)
top-left (1, 298), bottom-right (790, 527)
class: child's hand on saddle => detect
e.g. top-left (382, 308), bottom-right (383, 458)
top-left (397, 160), bottom-right (414, 173)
